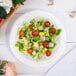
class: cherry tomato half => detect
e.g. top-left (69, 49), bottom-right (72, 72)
top-left (45, 50), bottom-right (51, 56)
top-left (44, 21), bottom-right (51, 27)
top-left (50, 28), bottom-right (56, 34)
top-left (32, 30), bottom-right (39, 36)
top-left (42, 41), bottom-right (48, 47)
top-left (27, 48), bottom-right (33, 53)
top-left (29, 24), bottom-right (34, 30)
top-left (19, 30), bottom-right (24, 37)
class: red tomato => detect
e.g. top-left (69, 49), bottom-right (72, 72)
top-left (27, 48), bottom-right (33, 53)
top-left (19, 30), bottom-right (24, 37)
top-left (0, 17), bottom-right (3, 23)
top-left (44, 21), bottom-right (51, 27)
top-left (50, 28), bottom-right (56, 34)
top-left (32, 30), bottom-right (39, 36)
top-left (45, 50), bottom-right (51, 56)
top-left (29, 24), bottom-right (34, 30)
top-left (42, 41), bottom-right (48, 47)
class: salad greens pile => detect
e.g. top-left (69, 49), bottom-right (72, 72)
top-left (15, 18), bottom-right (61, 60)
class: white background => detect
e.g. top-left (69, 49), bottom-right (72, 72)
top-left (0, 0), bottom-right (76, 76)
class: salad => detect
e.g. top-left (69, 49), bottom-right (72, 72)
top-left (15, 18), bottom-right (61, 60)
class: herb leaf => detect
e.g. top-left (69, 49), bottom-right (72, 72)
top-left (56, 29), bottom-right (62, 35)
top-left (0, 7), bottom-right (7, 19)
top-left (12, 0), bottom-right (25, 5)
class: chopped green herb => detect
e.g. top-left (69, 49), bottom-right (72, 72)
top-left (30, 19), bottom-right (36, 24)
top-left (12, 0), bottom-right (25, 5)
top-left (56, 29), bottom-right (62, 35)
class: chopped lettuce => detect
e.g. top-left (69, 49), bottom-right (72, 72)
top-left (45, 36), bottom-right (50, 41)
top-left (15, 41), bottom-right (24, 52)
top-left (33, 36), bottom-right (40, 41)
top-left (15, 18), bottom-right (61, 60)
top-left (30, 19), bottom-right (36, 24)
top-left (17, 27), bottom-right (20, 35)
top-left (56, 29), bottom-right (62, 35)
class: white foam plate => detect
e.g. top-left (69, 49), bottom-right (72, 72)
top-left (9, 10), bottom-right (66, 67)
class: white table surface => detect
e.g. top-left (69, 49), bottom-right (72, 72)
top-left (0, 0), bottom-right (76, 76)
